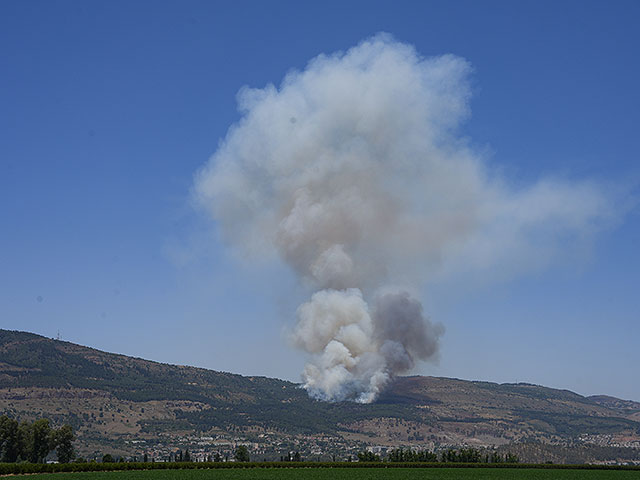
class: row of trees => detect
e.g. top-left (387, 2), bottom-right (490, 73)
top-left (358, 447), bottom-right (519, 463)
top-left (0, 416), bottom-right (75, 463)
top-left (278, 451), bottom-right (302, 462)
top-left (440, 448), bottom-right (519, 463)
top-left (387, 448), bottom-right (438, 462)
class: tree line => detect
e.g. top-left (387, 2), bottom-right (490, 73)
top-left (358, 447), bottom-right (519, 463)
top-left (0, 416), bottom-right (74, 463)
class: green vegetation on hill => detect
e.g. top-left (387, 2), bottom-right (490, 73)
top-left (0, 330), bottom-right (419, 435)
top-left (1, 328), bottom-right (639, 463)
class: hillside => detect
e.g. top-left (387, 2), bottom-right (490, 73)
top-left (1, 329), bottom-right (639, 463)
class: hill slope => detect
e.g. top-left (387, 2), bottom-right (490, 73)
top-left (0, 329), bottom-right (639, 462)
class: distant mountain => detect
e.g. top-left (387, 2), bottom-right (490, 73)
top-left (589, 395), bottom-right (640, 412)
top-left (1, 329), bottom-right (639, 463)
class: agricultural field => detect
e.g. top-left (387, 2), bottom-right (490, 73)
top-left (9, 469), bottom-right (640, 480)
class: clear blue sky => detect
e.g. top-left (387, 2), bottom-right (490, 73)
top-left (1, 1), bottom-right (639, 400)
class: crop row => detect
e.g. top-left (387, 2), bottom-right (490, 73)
top-left (0, 461), bottom-right (639, 475)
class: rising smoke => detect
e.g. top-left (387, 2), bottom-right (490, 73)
top-left (194, 34), bottom-right (614, 402)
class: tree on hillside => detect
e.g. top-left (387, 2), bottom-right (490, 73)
top-left (31, 419), bottom-right (52, 463)
top-left (102, 453), bottom-right (114, 463)
top-left (0, 416), bottom-right (20, 462)
top-left (234, 445), bottom-right (250, 462)
top-left (52, 424), bottom-right (75, 463)
top-left (17, 421), bottom-right (34, 462)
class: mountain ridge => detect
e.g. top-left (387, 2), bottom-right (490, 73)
top-left (1, 329), bottom-right (639, 463)
top-left (4, 329), bottom-right (635, 403)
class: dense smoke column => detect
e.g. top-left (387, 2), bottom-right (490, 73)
top-left (291, 289), bottom-right (443, 402)
top-left (194, 34), bottom-right (613, 402)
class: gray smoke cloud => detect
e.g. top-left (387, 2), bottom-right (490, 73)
top-left (193, 34), bottom-right (615, 402)
top-left (289, 288), bottom-right (443, 402)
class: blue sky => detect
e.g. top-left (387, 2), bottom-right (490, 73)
top-left (1, 1), bottom-right (639, 400)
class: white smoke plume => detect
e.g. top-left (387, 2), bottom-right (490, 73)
top-left (290, 289), bottom-right (444, 402)
top-left (193, 34), bottom-right (615, 402)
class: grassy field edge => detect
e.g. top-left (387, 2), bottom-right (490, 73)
top-left (1, 461), bottom-right (639, 475)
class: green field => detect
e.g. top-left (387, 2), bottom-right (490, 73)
top-left (10, 469), bottom-right (640, 480)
